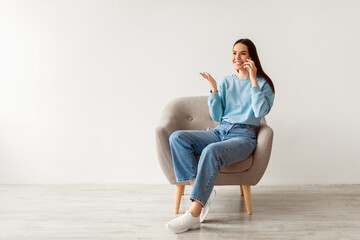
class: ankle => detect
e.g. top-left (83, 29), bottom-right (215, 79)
top-left (189, 209), bottom-right (200, 217)
top-left (189, 201), bottom-right (202, 217)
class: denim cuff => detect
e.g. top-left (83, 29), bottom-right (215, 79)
top-left (176, 178), bottom-right (196, 183)
top-left (189, 196), bottom-right (205, 207)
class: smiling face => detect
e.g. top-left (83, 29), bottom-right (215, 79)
top-left (232, 43), bottom-right (250, 72)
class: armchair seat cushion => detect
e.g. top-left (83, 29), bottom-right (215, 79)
top-left (195, 154), bottom-right (253, 173)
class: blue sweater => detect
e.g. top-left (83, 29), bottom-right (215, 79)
top-left (208, 74), bottom-right (275, 126)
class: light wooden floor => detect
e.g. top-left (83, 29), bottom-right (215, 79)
top-left (0, 184), bottom-right (359, 239)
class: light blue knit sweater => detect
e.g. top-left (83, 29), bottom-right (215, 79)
top-left (208, 74), bottom-right (275, 126)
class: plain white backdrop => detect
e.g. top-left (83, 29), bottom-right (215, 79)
top-left (0, 0), bottom-right (359, 184)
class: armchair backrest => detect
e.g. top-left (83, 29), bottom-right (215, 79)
top-left (159, 95), bottom-right (267, 131)
top-left (159, 96), bottom-right (217, 131)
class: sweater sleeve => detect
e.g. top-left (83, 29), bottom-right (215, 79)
top-left (208, 79), bottom-right (225, 122)
top-left (250, 82), bottom-right (275, 118)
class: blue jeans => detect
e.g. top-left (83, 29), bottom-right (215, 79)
top-left (169, 120), bottom-right (258, 207)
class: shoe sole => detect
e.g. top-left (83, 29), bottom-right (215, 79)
top-left (165, 222), bottom-right (200, 234)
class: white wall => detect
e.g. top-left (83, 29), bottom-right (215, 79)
top-left (0, 0), bottom-right (359, 184)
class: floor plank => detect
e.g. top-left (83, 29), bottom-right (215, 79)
top-left (0, 184), bottom-right (359, 239)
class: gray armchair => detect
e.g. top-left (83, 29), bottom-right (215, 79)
top-left (155, 96), bottom-right (274, 215)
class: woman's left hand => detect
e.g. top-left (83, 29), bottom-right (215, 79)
top-left (244, 58), bottom-right (257, 80)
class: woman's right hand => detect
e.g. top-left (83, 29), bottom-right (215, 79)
top-left (200, 72), bottom-right (217, 93)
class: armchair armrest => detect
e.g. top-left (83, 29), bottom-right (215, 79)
top-left (155, 124), bottom-right (177, 184)
top-left (250, 123), bottom-right (274, 184)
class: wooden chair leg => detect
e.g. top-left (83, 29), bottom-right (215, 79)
top-left (242, 185), bottom-right (252, 215)
top-left (174, 185), bottom-right (185, 214)
top-left (240, 185), bottom-right (244, 196)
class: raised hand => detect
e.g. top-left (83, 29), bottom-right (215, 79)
top-left (200, 72), bottom-right (217, 93)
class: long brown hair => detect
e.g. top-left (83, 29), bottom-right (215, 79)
top-left (233, 39), bottom-right (275, 94)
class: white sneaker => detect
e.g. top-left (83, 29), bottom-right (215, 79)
top-left (165, 210), bottom-right (200, 234)
top-left (200, 189), bottom-right (216, 223)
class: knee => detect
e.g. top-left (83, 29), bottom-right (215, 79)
top-left (169, 130), bottom-right (184, 144)
top-left (203, 143), bottom-right (220, 155)
top-left (202, 144), bottom-right (224, 167)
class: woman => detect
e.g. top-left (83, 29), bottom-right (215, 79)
top-left (165, 38), bottom-right (275, 234)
